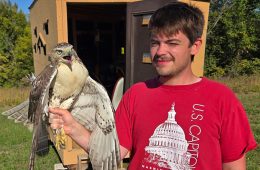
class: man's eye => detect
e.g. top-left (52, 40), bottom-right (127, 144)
top-left (168, 42), bottom-right (179, 46)
top-left (150, 41), bottom-right (159, 46)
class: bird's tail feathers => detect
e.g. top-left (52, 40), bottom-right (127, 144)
top-left (28, 114), bottom-right (49, 170)
top-left (28, 123), bottom-right (39, 170)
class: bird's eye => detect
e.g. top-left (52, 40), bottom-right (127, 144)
top-left (56, 50), bottom-right (62, 55)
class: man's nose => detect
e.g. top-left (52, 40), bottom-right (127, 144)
top-left (156, 44), bottom-right (167, 56)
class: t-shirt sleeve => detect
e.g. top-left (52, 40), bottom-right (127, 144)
top-left (115, 89), bottom-right (133, 151)
top-left (220, 92), bottom-right (257, 163)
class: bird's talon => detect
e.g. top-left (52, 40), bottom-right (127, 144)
top-left (55, 129), bottom-right (67, 150)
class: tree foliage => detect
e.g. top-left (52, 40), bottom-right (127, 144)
top-left (205, 0), bottom-right (260, 77)
top-left (0, 0), bottom-right (259, 86)
top-left (0, 0), bottom-right (33, 87)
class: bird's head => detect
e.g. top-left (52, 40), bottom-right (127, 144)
top-left (49, 43), bottom-right (79, 67)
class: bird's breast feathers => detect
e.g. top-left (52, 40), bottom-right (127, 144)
top-left (53, 61), bottom-right (88, 99)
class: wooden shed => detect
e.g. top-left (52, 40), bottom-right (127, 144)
top-left (30, 0), bottom-right (210, 95)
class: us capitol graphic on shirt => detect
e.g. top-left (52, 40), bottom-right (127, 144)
top-left (141, 103), bottom-right (191, 170)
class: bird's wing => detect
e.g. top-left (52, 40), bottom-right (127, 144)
top-left (1, 72), bottom-right (37, 130)
top-left (71, 76), bottom-right (120, 170)
top-left (1, 99), bottom-right (31, 126)
top-left (28, 64), bottom-right (57, 123)
top-left (28, 64), bottom-right (57, 170)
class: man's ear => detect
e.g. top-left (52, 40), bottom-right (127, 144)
top-left (191, 38), bottom-right (202, 56)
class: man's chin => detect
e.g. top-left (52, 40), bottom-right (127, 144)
top-left (155, 68), bottom-right (171, 76)
top-left (157, 72), bottom-right (174, 78)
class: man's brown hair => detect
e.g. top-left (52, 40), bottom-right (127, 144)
top-left (149, 1), bottom-right (205, 47)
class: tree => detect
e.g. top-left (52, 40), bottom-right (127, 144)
top-left (0, 0), bottom-right (33, 87)
top-left (205, 0), bottom-right (260, 77)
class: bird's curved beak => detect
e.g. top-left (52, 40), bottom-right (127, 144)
top-left (67, 61), bottom-right (73, 71)
top-left (62, 52), bottom-right (73, 71)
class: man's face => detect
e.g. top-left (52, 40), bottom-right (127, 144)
top-left (150, 31), bottom-right (198, 79)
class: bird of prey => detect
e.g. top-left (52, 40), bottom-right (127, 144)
top-left (28, 42), bottom-right (120, 170)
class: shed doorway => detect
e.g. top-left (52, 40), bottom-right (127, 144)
top-left (67, 3), bottom-right (126, 96)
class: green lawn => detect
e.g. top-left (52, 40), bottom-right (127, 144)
top-left (238, 92), bottom-right (260, 169)
top-left (0, 108), bottom-right (60, 170)
top-left (217, 75), bottom-right (260, 169)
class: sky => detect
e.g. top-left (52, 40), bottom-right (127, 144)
top-left (9, 0), bottom-right (33, 14)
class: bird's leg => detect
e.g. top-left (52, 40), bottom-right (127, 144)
top-left (60, 98), bottom-right (74, 109)
top-left (55, 126), bottom-right (66, 150)
top-left (50, 97), bottom-right (75, 150)
top-left (53, 123), bottom-right (67, 150)
top-left (54, 98), bottom-right (75, 149)
top-left (49, 98), bottom-right (68, 150)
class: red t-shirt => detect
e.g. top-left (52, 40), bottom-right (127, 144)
top-left (115, 77), bottom-right (257, 169)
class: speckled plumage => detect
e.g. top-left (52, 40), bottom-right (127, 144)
top-left (28, 43), bottom-right (120, 170)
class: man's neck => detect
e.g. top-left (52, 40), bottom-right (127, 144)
top-left (159, 74), bottom-right (201, 86)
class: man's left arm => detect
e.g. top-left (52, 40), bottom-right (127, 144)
top-left (223, 155), bottom-right (246, 170)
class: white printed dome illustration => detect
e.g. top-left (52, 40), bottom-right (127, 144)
top-left (143, 103), bottom-right (191, 169)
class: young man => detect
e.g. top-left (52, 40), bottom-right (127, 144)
top-left (50, 2), bottom-right (257, 169)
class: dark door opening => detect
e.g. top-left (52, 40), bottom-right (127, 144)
top-left (67, 3), bottom-right (126, 97)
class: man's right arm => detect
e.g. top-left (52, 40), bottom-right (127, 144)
top-left (49, 107), bottom-right (129, 159)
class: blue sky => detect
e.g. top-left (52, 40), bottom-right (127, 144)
top-left (9, 0), bottom-right (33, 14)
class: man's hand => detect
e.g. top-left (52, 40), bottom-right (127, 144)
top-left (49, 108), bottom-right (75, 136)
top-left (49, 108), bottom-right (91, 151)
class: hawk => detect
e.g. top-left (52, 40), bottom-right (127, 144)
top-left (28, 42), bottom-right (120, 170)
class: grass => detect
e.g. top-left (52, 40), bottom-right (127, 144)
top-left (0, 74), bottom-right (259, 169)
top-left (0, 88), bottom-right (60, 170)
top-left (215, 74), bottom-right (260, 169)
top-left (0, 110), bottom-right (60, 170)
top-left (239, 92), bottom-right (260, 169)
top-left (216, 74), bottom-right (260, 94)
top-left (0, 87), bottom-right (30, 108)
